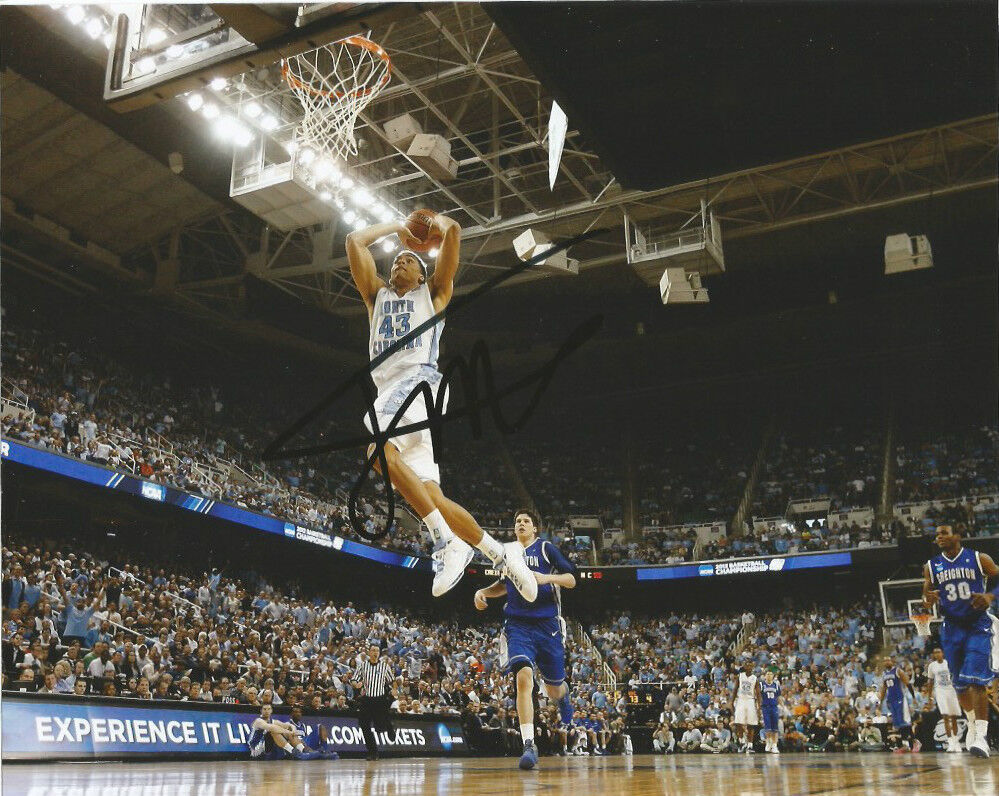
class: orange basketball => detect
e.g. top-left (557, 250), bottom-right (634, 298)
top-left (404, 208), bottom-right (442, 253)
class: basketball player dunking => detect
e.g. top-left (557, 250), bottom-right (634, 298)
top-left (474, 509), bottom-right (577, 770)
top-left (922, 524), bottom-right (999, 758)
top-left (347, 218), bottom-right (537, 602)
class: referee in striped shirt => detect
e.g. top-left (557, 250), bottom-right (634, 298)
top-left (351, 643), bottom-right (395, 760)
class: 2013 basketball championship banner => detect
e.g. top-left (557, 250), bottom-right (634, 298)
top-left (1, 694), bottom-right (466, 761)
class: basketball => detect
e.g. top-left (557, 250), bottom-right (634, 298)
top-left (404, 208), bottom-right (442, 253)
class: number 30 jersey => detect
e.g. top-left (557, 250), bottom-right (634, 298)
top-left (927, 547), bottom-right (988, 626)
top-left (368, 283), bottom-right (444, 394)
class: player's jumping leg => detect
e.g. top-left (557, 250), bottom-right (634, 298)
top-left (514, 665), bottom-right (539, 770)
top-left (368, 443), bottom-right (537, 601)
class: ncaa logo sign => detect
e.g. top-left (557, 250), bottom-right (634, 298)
top-left (698, 565), bottom-right (715, 577)
top-left (437, 723), bottom-right (462, 750)
top-left (768, 558), bottom-right (786, 572)
top-left (283, 522), bottom-right (297, 538)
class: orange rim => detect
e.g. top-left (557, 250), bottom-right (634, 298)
top-left (281, 36), bottom-right (391, 100)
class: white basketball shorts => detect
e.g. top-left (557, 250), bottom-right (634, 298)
top-left (734, 698), bottom-right (759, 726)
top-left (363, 368), bottom-right (448, 484)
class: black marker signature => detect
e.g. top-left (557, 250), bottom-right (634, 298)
top-left (263, 229), bottom-right (603, 541)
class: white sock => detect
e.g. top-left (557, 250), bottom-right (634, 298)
top-left (964, 709), bottom-right (977, 743)
top-left (475, 530), bottom-right (505, 564)
top-left (521, 723), bottom-right (534, 745)
top-left (295, 742), bottom-right (305, 752)
top-left (975, 719), bottom-right (988, 744)
top-left (280, 741), bottom-right (294, 753)
top-left (423, 509), bottom-right (454, 547)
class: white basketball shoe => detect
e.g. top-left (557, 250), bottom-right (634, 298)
top-left (431, 536), bottom-right (474, 597)
top-left (500, 541), bottom-right (538, 602)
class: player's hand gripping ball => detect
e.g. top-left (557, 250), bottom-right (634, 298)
top-left (403, 209), bottom-right (443, 254)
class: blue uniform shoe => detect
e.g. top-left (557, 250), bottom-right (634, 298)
top-left (558, 691), bottom-right (574, 726)
top-left (519, 741), bottom-right (538, 771)
top-left (320, 749), bottom-right (340, 760)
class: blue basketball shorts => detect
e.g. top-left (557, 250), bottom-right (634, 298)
top-left (940, 614), bottom-right (999, 690)
top-left (887, 698), bottom-right (911, 729)
top-left (761, 705), bottom-right (779, 732)
top-left (500, 615), bottom-right (566, 685)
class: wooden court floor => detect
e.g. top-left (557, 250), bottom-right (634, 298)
top-left (3, 753), bottom-right (998, 796)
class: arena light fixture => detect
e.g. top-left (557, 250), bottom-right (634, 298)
top-left (284, 140), bottom-right (299, 155)
top-left (232, 124), bottom-right (253, 148)
top-left (146, 27), bottom-right (167, 46)
top-left (381, 239), bottom-right (396, 253)
top-left (166, 44), bottom-right (186, 59)
top-left (353, 188), bottom-right (374, 208)
top-left (342, 209), bottom-right (357, 225)
top-left (313, 158), bottom-right (335, 180)
top-left (340, 175), bottom-right (354, 190)
top-left (298, 147), bottom-right (316, 165)
top-left (320, 190), bottom-right (332, 201)
top-left (64, 5), bottom-right (85, 25)
top-left (352, 218), bottom-right (367, 231)
top-left (377, 206), bottom-right (395, 223)
top-left (84, 16), bottom-right (104, 39)
top-left (244, 102), bottom-right (262, 119)
top-left (334, 197), bottom-right (346, 210)
top-left (135, 57), bottom-right (156, 75)
top-left (260, 114), bottom-right (279, 131)
top-left (201, 102), bottom-right (220, 120)
top-left (209, 77), bottom-right (227, 91)
top-left (428, 247), bottom-right (439, 258)
top-left (186, 93), bottom-right (204, 112)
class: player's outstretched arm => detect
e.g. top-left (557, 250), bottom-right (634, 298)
top-left (428, 214), bottom-right (461, 313)
top-left (970, 552), bottom-right (999, 610)
top-left (346, 221), bottom-right (406, 315)
top-left (474, 580), bottom-right (506, 610)
top-left (921, 563), bottom-right (939, 608)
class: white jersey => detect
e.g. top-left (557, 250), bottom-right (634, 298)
top-left (926, 660), bottom-right (956, 693)
top-left (737, 672), bottom-right (758, 702)
top-left (368, 284), bottom-right (443, 393)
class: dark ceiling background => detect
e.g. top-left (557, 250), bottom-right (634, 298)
top-left (488, 1), bottom-right (998, 189)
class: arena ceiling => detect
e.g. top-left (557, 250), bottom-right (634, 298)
top-left (1, 3), bottom-right (996, 354)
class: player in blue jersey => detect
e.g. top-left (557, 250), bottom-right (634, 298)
top-left (474, 509), bottom-right (578, 770)
top-left (289, 704), bottom-right (339, 760)
top-left (876, 656), bottom-right (918, 753)
top-left (248, 703), bottom-right (318, 760)
top-left (923, 524), bottom-right (999, 758)
top-left (760, 670), bottom-right (782, 753)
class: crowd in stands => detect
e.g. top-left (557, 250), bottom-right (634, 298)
top-left (3, 323), bottom-right (996, 572)
top-left (5, 529), bottom-right (999, 755)
top-left (753, 426), bottom-right (884, 518)
top-left (894, 425), bottom-right (998, 504)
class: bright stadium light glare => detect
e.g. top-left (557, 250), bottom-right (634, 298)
top-left (232, 124), bottom-right (253, 147)
top-left (298, 147), bottom-right (316, 165)
top-left (342, 209), bottom-right (356, 225)
top-left (381, 239), bottom-right (396, 253)
top-left (334, 197), bottom-right (346, 210)
top-left (340, 175), bottom-right (354, 190)
top-left (428, 247), bottom-right (439, 258)
top-left (202, 103), bottom-right (220, 120)
top-left (166, 44), bottom-right (186, 59)
top-left (260, 114), bottom-right (279, 131)
top-left (284, 140), bottom-right (299, 155)
top-left (244, 102), bottom-right (262, 118)
top-left (377, 207), bottom-right (394, 223)
top-left (102, 32), bottom-right (114, 49)
top-left (353, 188), bottom-right (374, 207)
top-left (65, 5), bottom-right (85, 25)
top-left (147, 27), bottom-right (167, 46)
top-left (84, 17), bottom-right (104, 39)
top-left (352, 218), bottom-right (367, 231)
top-left (209, 77), bottom-right (227, 91)
top-left (186, 93), bottom-right (204, 112)
top-left (319, 190), bottom-right (332, 201)
top-left (135, 57), bottom-right (156, 75)
top-left (214, 115), bottom-right (238, 139)
top-left (313, 158), bottom-right (335, 180)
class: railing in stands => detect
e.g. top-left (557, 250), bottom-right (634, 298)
top-left (727, 617), bottom-right (757, 657)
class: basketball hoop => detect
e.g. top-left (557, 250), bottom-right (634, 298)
top-left (911, 612), bottom-right (933, 637)
top-left (281, 35), bottom-right (391, 163)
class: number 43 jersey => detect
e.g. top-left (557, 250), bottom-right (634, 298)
top-left (928, 547), bottom-right (989, 627)
top-left (368, 284), bottom-right (444, 394)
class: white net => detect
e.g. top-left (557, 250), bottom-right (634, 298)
top-left (911, 613), bottom-right (933, 637)
top-left (281, 35), bottom-right (391, 163)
